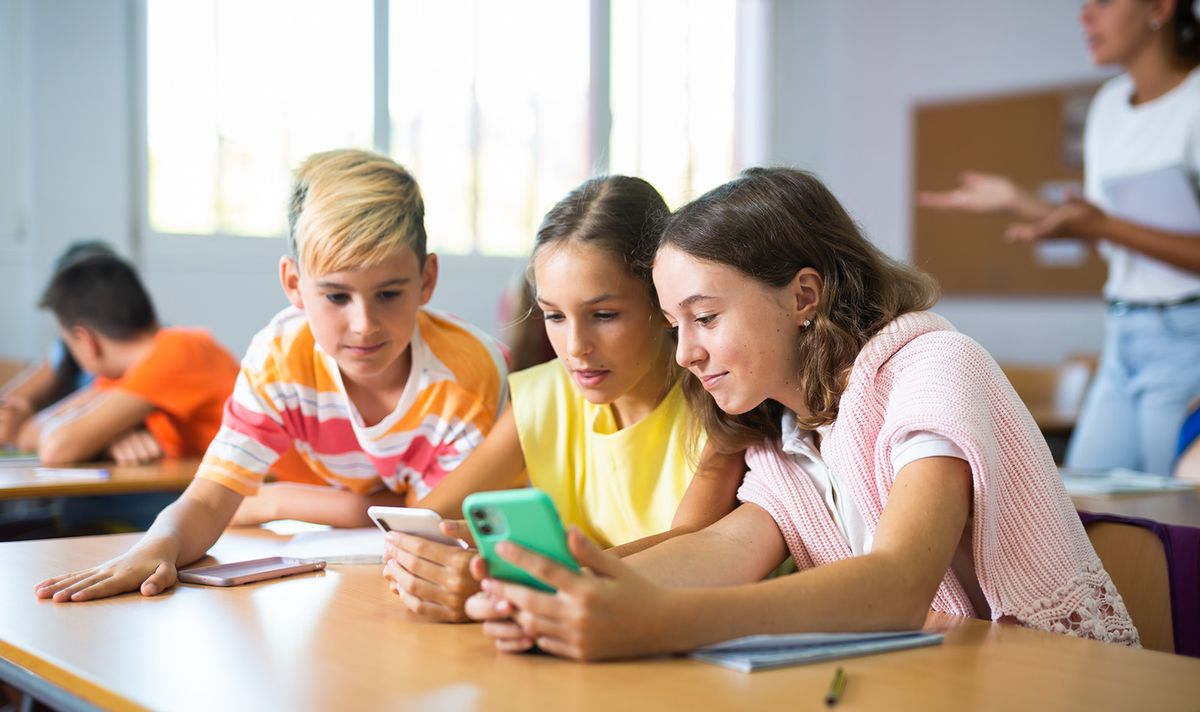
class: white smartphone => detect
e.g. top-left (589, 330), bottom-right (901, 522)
top-left (177, 556), bottom-right (326, 587)
top-left (367, 506), bottom-right (464, 547)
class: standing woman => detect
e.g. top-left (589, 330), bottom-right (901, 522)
top-left (920, 0), bottom-right (1200, 475)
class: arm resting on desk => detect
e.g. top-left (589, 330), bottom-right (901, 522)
top-left (470, 456), bottom-right (971, 661)
top-left (34, 477), bottom-right (243, 602)
top-left (35, 389), bottom-right (156, 465)
top-left (231, 483), bottom-right (408, 528)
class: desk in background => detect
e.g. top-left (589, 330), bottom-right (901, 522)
top-left (2, 529), bottom-right (1198, 712)
top-left (0, 458), bottom-right (199, 500)
top-left (1071, 486), bottom-right (1200, 528)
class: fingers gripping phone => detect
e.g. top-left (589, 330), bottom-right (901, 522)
top-left (177, 557), bottom-right (326, 587)
top-left (462, 489), bottom-right (580, 593)
top-left (367, 506), bottom-right (463, 547)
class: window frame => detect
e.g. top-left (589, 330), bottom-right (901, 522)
top-left (133, 0), bottom-right (769, 269)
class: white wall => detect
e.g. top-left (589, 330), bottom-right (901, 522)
top-left (770, 0), bottom-right (1115, 363)
top-left (3, 0), bottom-right (1122, 365)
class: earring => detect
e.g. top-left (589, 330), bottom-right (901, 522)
top-left (802, 319), bottom-right (812, 328)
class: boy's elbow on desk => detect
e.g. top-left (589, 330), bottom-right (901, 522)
top-left (37, 433), bottom-right (90, 466)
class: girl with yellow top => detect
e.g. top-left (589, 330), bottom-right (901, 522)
top-left (384, 176), bottom-right (744, 622)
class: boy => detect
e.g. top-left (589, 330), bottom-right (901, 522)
top-left (35, 149), bottom-right (508, 602)
top-left (22, 253), bottom-right (238, 466)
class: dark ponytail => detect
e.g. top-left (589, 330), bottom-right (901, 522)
top-left (1172, 0), bottom-right (1200, 63)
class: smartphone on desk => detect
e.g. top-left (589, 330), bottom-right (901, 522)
top-left (177, 557), bottom-right (326, 587)
top-left (367, 506), bottom-right (464, 547)
top-left (462, 489), bottom-right (579, 592)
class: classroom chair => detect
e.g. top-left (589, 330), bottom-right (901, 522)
top-left (1079, 511), bottom-right (1200, 656)
top-left (1002, 356), bottom-right (1095, 462)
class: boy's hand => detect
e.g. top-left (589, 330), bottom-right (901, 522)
top-left (33, 539), bottom-right (179, 602)
top-left (108, 428), bottom-right (165, 466)
top-left (383, 520), bottom-right (478, 623)
top-left (0, 396), bottom-right (34, 445)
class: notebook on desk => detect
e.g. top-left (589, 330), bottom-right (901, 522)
top-left (689, 631), bottom-right (944, 672)
top-left (0, 450), bottom-right (40, 466)
top-left (1059, 467), bottom-right (1196, 495)
top-left (0, 467), bottom-right (109, 486)
top-left (279, 527), bottom-right (385, 564)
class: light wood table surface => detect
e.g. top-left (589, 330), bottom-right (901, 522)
top-left (1071, 485), bottom-right (1200, 528)
top-left (0, 458), bottom-right (199, 500)
top-left (2, 529), bottom-right (1198, 712)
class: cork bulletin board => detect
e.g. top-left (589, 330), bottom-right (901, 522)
top-left (912, 83), bottom-right (1108, 296)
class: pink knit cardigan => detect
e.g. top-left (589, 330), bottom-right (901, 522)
top-left (738, 312), bottom-right (1139, 645)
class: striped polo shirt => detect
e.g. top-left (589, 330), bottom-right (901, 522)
top-left (196, 306), bottom-right (508, 499)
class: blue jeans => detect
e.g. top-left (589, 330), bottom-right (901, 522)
top-left (1066, 302), bottom-right (1200, 475)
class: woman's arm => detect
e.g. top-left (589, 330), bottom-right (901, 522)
top-left (474, 456), bottom-right (972, 660)
top-left (609, 444), bottom-right (746, 558)
top-left (917, 172), bottom-right (1055, 221)
top-left (1007, 198), bottom-right (1200, 275)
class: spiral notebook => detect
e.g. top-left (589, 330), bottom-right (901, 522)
top-left (689, 631), bottom-right (944, 672)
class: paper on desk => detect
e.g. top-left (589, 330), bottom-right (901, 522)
top-left (280, 527), bottom-right (385, 564)
top-left (1059, 467), bottom-right (1196, 495)
top-left (0, 467), bottom-right (109, 485)
top-left (0, 450), bottom-right (40, 466)
top-left (689, 631), bottom-right (944, 672)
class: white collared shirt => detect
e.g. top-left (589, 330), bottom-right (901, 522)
top-left (780, 411), bottom-right (967, 556)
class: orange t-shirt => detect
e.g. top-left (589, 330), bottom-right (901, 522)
top-left (99, 328), bottom-right (239, 457)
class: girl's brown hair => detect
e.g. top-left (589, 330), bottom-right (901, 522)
top-left (529, 175), bottom-right (670, 302)
top-left (659, 167), bottom-right (940, 453)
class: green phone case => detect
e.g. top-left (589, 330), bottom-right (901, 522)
top-left (462, 488), bottom-right (580, 592)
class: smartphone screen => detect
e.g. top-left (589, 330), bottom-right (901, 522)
top-left (177, 557), bottom-right (326, 587)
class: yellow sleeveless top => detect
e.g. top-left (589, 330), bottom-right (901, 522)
top-left (508, 360), bottom-right (700, 548)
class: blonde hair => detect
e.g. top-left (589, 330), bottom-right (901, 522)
top-left (660, 168), bottom-right (940, 453)
top-left (287, 149), bottom-right (426, 275)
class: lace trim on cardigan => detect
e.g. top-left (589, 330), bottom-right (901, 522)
top-left (1008, 558), bottom-right (1141, 647)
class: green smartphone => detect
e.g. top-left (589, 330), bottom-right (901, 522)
top-left (462, 488), bottom-right (580, 592)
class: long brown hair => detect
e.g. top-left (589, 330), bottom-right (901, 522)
top-left (659, 167), bottom-right (940, 453)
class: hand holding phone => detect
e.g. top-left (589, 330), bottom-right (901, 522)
top-left (462, 489), bottom-right (579, 592)
top-left (368, 506), bottom-right (465, 547)
top-left (177, 557), bottom-right (326, 587)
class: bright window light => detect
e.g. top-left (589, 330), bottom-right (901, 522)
top-left (147, 0), bottom-right (374, 237)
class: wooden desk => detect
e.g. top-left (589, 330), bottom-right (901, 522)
top-left (2, 530), bottom-right (1198, 711)
top-left (1072, 486), bottom-right (1200, 528)
top-left (0, 459), bottom-right (199, 500)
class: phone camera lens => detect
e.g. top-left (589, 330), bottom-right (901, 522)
top-left (479, 523), bottom-right (493, 535)
top-left (471, 508), bottom-right (487, 520)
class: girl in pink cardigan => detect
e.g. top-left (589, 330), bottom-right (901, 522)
top-left (466, 168), bottom-right (1140, 660)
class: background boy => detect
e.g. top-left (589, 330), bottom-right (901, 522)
top-left (23, 253), bottom-right (238, 466)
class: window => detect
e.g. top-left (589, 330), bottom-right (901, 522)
top-left (0, 0), bottom-right (25, 246)
top-left (610, 0), bottom-right (736, 210)
top-left (388, 1), bottom-right (591, 256)
top-left (143, 0), bottom-right (745, 254)
top-left (146, 0), bottom-right (374, 237)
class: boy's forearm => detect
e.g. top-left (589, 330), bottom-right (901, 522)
top-left (139, 486), bottom-right (242, 567)
top-left (266, 484), bottom-right (406, 527)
